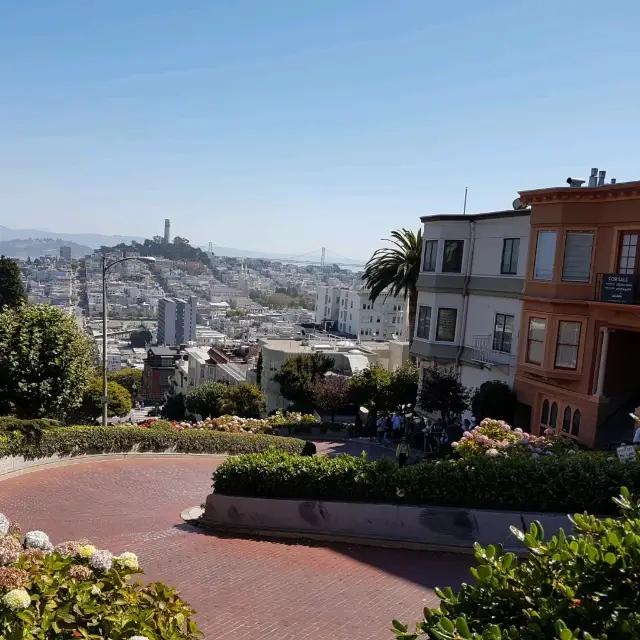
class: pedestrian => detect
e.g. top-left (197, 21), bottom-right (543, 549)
top-left (396, 437), bottom-right (410, 467)
top-left (376, 414), bottom-right (386, 445)
top-left (391, 411), bottom-right (403, 441)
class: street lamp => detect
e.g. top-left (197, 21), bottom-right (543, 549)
top-left (102, 254), bottom-right (156, 427)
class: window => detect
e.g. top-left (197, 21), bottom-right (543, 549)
top-left (376, 316), bottom-right (381, 323)
top-left (526, 318), bottom-right (546, 364)
top-left (436, 308), bottom-right (457, 342)
top-left (534, 231), bottom-right (557, 280)
top-left (562, 232), bottom-right (594, 282)
top-left (392, 316), bottom-right (396, 324)
top-left (549, 402), bottom-right (558, 428)
top-left (442, 240), bottom-right (464, 273)
top-left (541, 399), bottom-right (550, 425)
top-left (416, 306), bottom-right (431, 339)
top-left (492, 313), bottom-right (514, 353)
top-left (618, 232), bottom-right (639, 274)
top-left (362, 303), bottom-right (366, 310)
top-left (555, 321), bottom-right (581, 369)
top-left (562, 406), bottom-right (571, 433)
top-left (571, 409), bottom-right (581, 436)
top-left (501, 238), bottom-right (520, 275)
top-left (350, 301), bottom-right (353, 308)
top-left (423, 240), bottom-right (438, 272)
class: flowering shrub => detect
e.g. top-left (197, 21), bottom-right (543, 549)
top-left (136, 411), bottom-right (319, 435)
top-left (452, 418), bottom-right (577, 459)
top-left (0, 515), bottom-right (200, 639)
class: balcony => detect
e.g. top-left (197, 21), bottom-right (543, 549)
top-left (595, 273), bottom-right (640, 305)
top-left (471, 335), bottom-right (515, 369)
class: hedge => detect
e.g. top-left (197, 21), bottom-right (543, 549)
top-left (212, 450), bottom-right (640, 514)
top-left (0, 426), bottom-right (316, 460)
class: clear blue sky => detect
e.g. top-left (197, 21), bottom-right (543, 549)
top-left (1, 0), bottom-right (639, 259)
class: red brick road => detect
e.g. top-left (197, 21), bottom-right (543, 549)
top-left (0, 457), bottom-right (471, 640)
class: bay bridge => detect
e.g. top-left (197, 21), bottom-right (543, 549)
top-left (231, 246), bottom-right (367, 268)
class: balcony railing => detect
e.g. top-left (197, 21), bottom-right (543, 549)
top-left (471, 335), bottom-right (515, 368)
top-left (595, 273), bottom-right (640, 305)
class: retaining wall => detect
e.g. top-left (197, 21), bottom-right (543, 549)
top-left (202, 493), bottom-right (571, 551)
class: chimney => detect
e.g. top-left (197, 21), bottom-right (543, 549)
top-left (611, 178), bottom-right (617, 185)
top-left (598, 170), bottom-right (606, 186)
top-left (588, 168), bottom-right (598, 187)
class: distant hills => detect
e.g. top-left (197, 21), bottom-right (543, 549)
top-left (0, 237), bottom-right (92, 260)
top-left (0, 225), bottom-right (144, 248)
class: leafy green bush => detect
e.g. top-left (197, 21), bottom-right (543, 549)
top-left (392, 487), bottom-right (640, 640)
top-left (212, 450), bottom-right (640, 514)
top-left (0, 425), bottom-right (316, 460)
top-left (0, 515), bottom-right (200, 638)
top-left (0, 418), bottom-right (60, 433)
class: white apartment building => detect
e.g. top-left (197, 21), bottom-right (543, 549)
top-left (411, 209), bottom-right (530, 392)
top-left (157, 296), bottom-right (198, 345)
top-left (314, 285), bottom-right (406, 341)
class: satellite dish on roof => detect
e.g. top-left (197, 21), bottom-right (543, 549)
top-left (512, 197), bottom-right (526, 210)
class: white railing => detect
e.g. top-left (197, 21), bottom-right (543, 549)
top-left (471, 335), bottom-right (515, 367)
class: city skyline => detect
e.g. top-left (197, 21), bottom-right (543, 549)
top-left (2, 0), bottom-right (640, 255)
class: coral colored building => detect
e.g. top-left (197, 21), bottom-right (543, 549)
top-left (514, 174), bottom-right (640, 447)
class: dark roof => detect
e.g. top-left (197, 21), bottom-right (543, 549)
top-left (148, 346), bottom-right (176, 356)
top-left (420, 209), bottom-right (530, 223)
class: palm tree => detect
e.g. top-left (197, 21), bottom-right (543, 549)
top-left (362, 228), bottom-right (423, 344)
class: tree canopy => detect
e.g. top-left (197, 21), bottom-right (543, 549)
top-left (471, 380), bottom-right (518, 424)
top-left (101, 235), bottom-right (210, 264)
top-left (312, 375), bottom-right (349, 422)
top-left (273, 353), bottom-right (335, 410)
top-left (418, 363), bottom-right (470, 424)
top-left (0, 256), bottom-right (26, 311)
top-left (185, 382), bottom-right (229, 418)
top-left (347, 364), bottom-right (392, 413)
top-left (70, 377), bottom-right (132, 424)
top-left (0, 305), bottom-right (95, 419)
top-left (362, 228), bottom-right (423, 343)
top-left (107, 368), bottom-right (143, 395)
top-left (387, 361), bottom-right (419, 412)
top-left (129, 329), bottom-right (153, 349)
top-left (222, 382), bottom-right (265, 418)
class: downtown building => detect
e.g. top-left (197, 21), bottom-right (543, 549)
top-left (157, 296), bottom-right (197, 346)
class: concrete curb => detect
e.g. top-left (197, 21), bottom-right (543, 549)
top-left (0, 452), bottom-right (228, 482)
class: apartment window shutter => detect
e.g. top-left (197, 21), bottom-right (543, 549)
top-left (562, 232), bottom-right (594, 282)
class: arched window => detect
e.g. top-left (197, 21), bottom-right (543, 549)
top-left (562, 406), bottom-right (571, 433)
top-left (549, 402), bottom-right (558, 429)
top-left (541, 399), bottom-right (550, 425)
top-left (571, 409), bottom-right (581, 437)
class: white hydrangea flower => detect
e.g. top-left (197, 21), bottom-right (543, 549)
top-left (115, 552), bottom-right (139, 571)
top-left (396, 488), bottom-right (405, 498)
top-left (89, 549), bottom-right (113, 572)
top-left (486, 448), bottom-right (499, 457)
top-left (78, 544), bottom-right (97, 558)
top-left (24, 531), bottom-right (52, 551)
top-left (3, 588), bottom-right (30, 610)
top-left (129, 636), bottom-right (150, 640)
top-left (0, 514), bottom-right (9, 536)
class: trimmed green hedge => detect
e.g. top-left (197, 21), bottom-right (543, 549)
top-left (212, 450), bottom-right (640, 514)
top-left (0, 426), bottom-right (316, 460)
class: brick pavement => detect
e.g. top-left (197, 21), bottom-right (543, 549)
top-left (0, 456), bottom-right (471, 640)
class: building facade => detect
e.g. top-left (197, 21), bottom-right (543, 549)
top-left (514, 175), bottom-right (640, 447)
top-left (157, 296), bottom-right (197, 345)
top-left (410, 210), bottom-right (530, 393)
top-left (142, 346), bottom-right (184, 403)
top-left (59, 246), bottom-right (72, 260)
top-left (314, 285), bottom-right (406, 341)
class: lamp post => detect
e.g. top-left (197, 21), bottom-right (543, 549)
top-left (102, 254), bottom-right (156, 427)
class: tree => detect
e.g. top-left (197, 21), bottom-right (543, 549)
top-left (312, 376), bottom-right (349, 422)
top-left (0, 256), bottom-right (26, 311)
top-left (273, 353), bottom-right (334, 410)
top-left (130, 328), bottom-right (152, 348)
top-left (418, 363), bottom-right (469, 424)
top-left (162, 392), bottom-right (186, 421)
top-left (185, 382), bottom-right (229, 418)
top-left (108, 368), bottom-right (143, 396)
top-left (388, 361), bottom-right (419, 412)
top-left (362, 228), bottom-right (423, 344)
top-left (0, 305), bottom-right (94, 419)
top-left (69, 377), bottom-right (132, 424)
top-left (347, 364), bottom-right (392, 413)
top-left (471, 380), bottom-right (518, 424)
top-left (394, 487), bottom-right (640, 639)
top-left (223, 382), bottom-right (265, 418)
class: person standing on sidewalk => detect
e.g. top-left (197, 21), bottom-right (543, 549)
top-left (396, 437), bottom-right (410, 467)
top-left (376, 414), bottom-right (386, 445)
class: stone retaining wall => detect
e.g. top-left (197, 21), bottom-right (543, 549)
top-left (202, 493), bottom-right (571, 551)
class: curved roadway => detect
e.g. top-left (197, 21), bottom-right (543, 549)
top-left (0, 443), bottom-right (470, 640)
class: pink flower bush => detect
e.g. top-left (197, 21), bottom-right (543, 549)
top-left (452, 418), bottom-right (575, 459)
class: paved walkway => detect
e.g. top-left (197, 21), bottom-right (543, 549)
top-left (0, 454), bottom-right (470, 640)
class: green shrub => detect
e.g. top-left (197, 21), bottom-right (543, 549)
top-left (392, 487), bottom-right (640, 639)
top-left (0, 516), bottom-right (200, 638)
top-left (0, 425), bottom-right (316, 460)
top-left (212, 450), bottom-right (640, 514)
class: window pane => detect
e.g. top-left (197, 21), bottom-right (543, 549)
top-left (541, 399), bottom-right (550, 425)
top-left (571, 409), bottom-right (581, 436)
top-left (423, 240), bottom-right (437, 272)
top-left (562, 406), bottom-right (571, 433)
top-left (528, 318), bottom-right (546, 342)
top-left (436, 308), bottom-right (457, 342)
top-left (549, 402), bottom-right (558, 428)
top-left (534, 231), bottom-right (557, 280)
top-left (416, 306), bottom-right (431, 339)
top-left (442, 240), bottom-right (464, 273)
top-left (555, 344), bottom-right (578, 368)
top-left (562, 232), bottom-right (594, 282)
top-left (527, 340), bottom-right (544, 364)
top-left (558, 321), bottom-right (580, 346)
top-left (501, 238), bottom-right (520, 275)
top-left (619, 233), bottom-right (639, 274)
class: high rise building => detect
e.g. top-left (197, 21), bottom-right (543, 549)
top-left (164, 219), bottom-right (171, 243)
top-left (59, 246), bottom-right (72, 260)
top-left (157, 296), bottom-right (197, 345)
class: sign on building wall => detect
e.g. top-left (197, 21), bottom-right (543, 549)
top-left (601, 274), bottom-right (635, 304)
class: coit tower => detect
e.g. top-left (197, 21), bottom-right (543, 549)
top-left (164, 219), bottom-right (171, 243)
